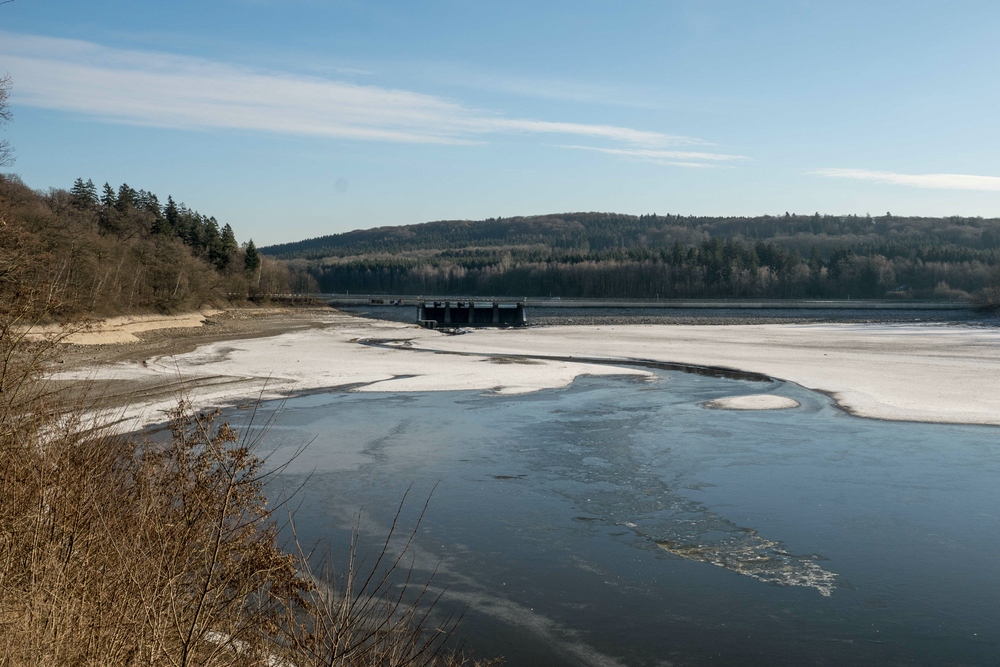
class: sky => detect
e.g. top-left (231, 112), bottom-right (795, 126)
top-left (1, 0), bottom-right (1000, 245)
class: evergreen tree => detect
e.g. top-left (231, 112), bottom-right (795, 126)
top-left (151, 215), bottom-right (171, 236)
top-left (115, 183), bottom-right (136, 212)
top-left (183, 211), bottom-right (203, 249)
top-left (204, 217), bottom-right (225, 268)
top-left (144, 192), bottom-right (161, 216)
top-left (135, 189), bottom-right (160, 215)
top-left (244, 239), bottom-right (261, 274)
top-left (164, 196), bottom-right (179, 233)
top-left (85, 179), bottom-right (97, 203)
top-left (220, 223), bottom-right (238, 257)
top-left (70, 178), bottom-right (98, 207)
top-left (71, 177), bottom-right (85, 198)
top-left (101, 182), bottom-right (116, 208)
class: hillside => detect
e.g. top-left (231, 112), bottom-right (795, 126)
top-left (261, 212), bottom-right (1000, 301)
top-left (0, 174), bottom-right (313, 320)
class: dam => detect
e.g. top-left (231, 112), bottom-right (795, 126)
top-left (417, 300), bottom-right (527, 328)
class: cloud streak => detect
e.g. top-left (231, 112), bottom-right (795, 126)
top-left (562, 144), bottom-right (748, 168)
top-left (0, 32), bottom-right (724, 155)
top-left (814, 168), bottom-right (1000, 192)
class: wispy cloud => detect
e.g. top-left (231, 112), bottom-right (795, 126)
top-left (813, 168), bottom-right (1000, 192)
top-left (0, 32), bottom-right (723, 152)
top-left (561, 144), bottom-right (748, 168)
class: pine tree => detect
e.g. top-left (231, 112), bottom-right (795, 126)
top-left (71, 178), bottom-right (99, 207)
top-left (115, 183), bottom-right (136, 212)
top-left (101, 182), bottom-right (116, 208)
top-left (184, 212), bottom-right (204, 250)
top-left (244, 239), bottom-right (261, 274)
top-left (220, 223), bottom-right (238, 256)
top-left (151, 215), bottom-right (171, 236)
top-left (144, 192), bottom-right (161, 216)
top-left (71, 178), bottom-right (89, 206)
top-left (205, 217), bottom-right (225, 268)
top-left (164, 196), bottom-right (179, 232)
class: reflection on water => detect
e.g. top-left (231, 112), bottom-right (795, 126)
top-left (248, 371), bottom-right (1000, 666)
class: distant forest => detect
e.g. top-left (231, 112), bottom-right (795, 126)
top-left (262, 212), bottom-right (1000, 302)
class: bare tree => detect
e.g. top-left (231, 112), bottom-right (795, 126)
top-left (0, 73), bottom-right (13, 168)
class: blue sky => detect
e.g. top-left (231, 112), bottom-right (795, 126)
top-left (2, 1), bottom-right (999, 245)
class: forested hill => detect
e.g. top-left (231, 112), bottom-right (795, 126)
top-left (0, 175), bottom-right (313, 318)
top-left (261, 212), bottom-right (1000, 303)
top-left (262, 212), bottom-right (1000, 259)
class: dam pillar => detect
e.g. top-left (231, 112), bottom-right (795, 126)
top-left (444, 302), bottom-right (452, 324)
top-left (492, 302), bottom-right (500, 324)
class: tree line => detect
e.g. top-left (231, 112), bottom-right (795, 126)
top-left (264, 211), bottom-right (1000, 260)
top-left (0, 175), bottom-right (317, 317)
top-left (269, 212), bottom-right (1000, 302)
top-left (70, 177), bottom-right (242, 272)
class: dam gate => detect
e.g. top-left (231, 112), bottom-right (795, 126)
top-left (417, 300), bottom-right (526, 328)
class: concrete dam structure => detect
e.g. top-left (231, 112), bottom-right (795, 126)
top-left (417, 300), bottom-right (527, 328)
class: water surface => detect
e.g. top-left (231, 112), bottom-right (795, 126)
top-left (251, 371), bottom-right (1000, 666)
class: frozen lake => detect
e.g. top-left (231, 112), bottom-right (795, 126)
top-left (250, 370), bottom-right (1000, 666)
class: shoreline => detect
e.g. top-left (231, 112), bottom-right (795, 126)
top-left (44, 307), bottom-right (1000, 428)
top-left (410, 322), bottom-right (1000, 426)
top-left (45, 308), bottom-right (651, 428)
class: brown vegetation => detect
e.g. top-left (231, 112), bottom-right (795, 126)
top-left (0, 181), bottom-right (494, 665)
top-left (0, 395), bottom-right (492, 665)
top-left (0, 174), bottom-right (317, 320)
top-left (0, 74), bottom-right (13, 169)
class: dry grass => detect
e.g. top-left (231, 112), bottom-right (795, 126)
top-left (0, 246), bottom-right (499, 666)
top-left (0, 398), bottom-right (499, 666)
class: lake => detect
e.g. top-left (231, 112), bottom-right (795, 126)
top-left (247, 369), bottom-right (1000, 666)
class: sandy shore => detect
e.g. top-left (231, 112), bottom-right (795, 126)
top-left (45, 308), bottom-right (1000, 427)
top-left (45, 308), bottom-right (648, 427)
top-left (28, 311), bottom-right (223, 345)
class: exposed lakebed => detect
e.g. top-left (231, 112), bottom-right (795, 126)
top-left (238, 370), bottom-right (999, 666)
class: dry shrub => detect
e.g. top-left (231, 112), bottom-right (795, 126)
top-left (0, 223), bottom-right (499, 666)
top-left (0, 400), bottom-right (500, 666)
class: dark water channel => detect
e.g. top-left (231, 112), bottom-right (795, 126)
top-left (247, 372), bottom-right (1000, 666)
